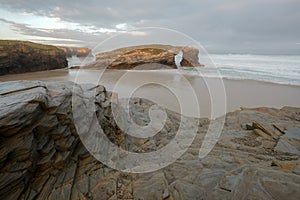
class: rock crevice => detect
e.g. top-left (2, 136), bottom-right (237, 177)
top-left (0, 81), bottom-right (300, 199)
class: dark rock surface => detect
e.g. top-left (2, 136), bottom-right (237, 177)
top-left (0, 81), bottom-right (299, 199)
top-left (85, 44), bottom-right (201, 70)
top-left (0, 40), bottom-right (68, 75)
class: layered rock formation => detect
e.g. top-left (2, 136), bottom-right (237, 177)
top-left (0, 40), bottom-right (68, 75)
top-left (58, 47), bottom-right (92, 57)
top-left (85, 44), bottom-right (201, 70)
top-left (0, 81), bottom-right (300, 199)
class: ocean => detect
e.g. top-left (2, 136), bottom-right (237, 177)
top-left (195, 54), bottom-right (300, 86)
top-left (68, 54), bottom-right (300, 86)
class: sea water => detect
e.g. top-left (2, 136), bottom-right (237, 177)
top-left (67, 55), bottom-right (95, 67)
top-left (193, 54), bottom-right (300, 86)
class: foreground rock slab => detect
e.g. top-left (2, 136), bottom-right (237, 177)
top-left (0, 81), bottom-right (299, 199)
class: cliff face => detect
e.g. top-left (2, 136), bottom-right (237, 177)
top-left (0, 40), bottom-right (68, 75)
top-left (85, 44), bottom-right (201, 70)
top-left (58, 47), bottom-right (91, 57)
top-left (0, 81), bottom-right (118, 199)
top-left (1, 81), bottom-right (300, 199)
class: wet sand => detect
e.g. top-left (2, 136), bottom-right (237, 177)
top-left (1, 69), bottom-right (300, 118)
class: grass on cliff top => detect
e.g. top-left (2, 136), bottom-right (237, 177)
top-left (0, 40), bottom-right (61, 51)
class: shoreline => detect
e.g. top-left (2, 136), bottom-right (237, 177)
top-left (1, 68), bottom-right (300, 88)
top-left (0, 69), bottom-right (299, 118)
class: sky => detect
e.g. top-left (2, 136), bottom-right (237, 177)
top-left (0, 0), bottom-right (299, 54)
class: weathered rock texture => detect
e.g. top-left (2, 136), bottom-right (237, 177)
top-left (85, 44), bottom-right (201, 70)
top-left (0, 81), bottom-right (300, 199)
top-left (58, 47), bottom-right (91, 57)
top-left (0, 40), bottom-right (68, 75)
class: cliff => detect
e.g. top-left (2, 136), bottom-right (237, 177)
top-left (85, 44), bottom-right (201, 70)
top-left (58, 47), bottom-right (92, 57)
top-left (0, 81), bottom-right (299, 199)
top-left (0, 40), bottom-right (67, 75)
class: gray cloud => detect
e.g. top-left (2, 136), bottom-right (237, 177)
top-left (0, 0), bottom-right (299, 54)
top-left (0, 18), bottom-right (110, 47)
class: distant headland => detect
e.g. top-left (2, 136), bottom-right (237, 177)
top-left (0, 40), bottom-right (67, 75)
top-left (58, 46), bottom-right (92, 58)
top-left (0, 41), bottom-right (202, 75)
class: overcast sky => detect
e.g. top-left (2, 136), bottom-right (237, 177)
top-left (0, 0), bottom-right (299, 54)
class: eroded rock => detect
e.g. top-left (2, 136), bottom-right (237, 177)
top-left (0, 81), bottom-right (299, 199)
top-left (85, 44), bottom-right (201, 70)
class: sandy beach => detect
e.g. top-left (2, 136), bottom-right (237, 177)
top-left (1, 69), bottom-right (299, 118)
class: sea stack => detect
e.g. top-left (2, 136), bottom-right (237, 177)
top-left (85, 44), bottom-right (201, 70)
top-left (58, 46), bottom-right (92, 57)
